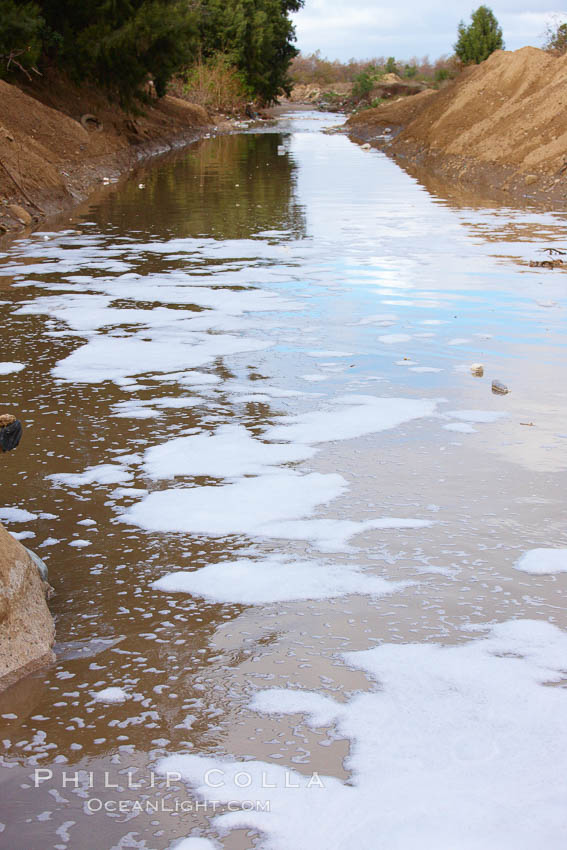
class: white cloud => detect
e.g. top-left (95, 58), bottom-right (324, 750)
top-left (291, 2), bottom-right (567, 61)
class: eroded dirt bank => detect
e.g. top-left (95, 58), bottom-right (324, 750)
top-left (0, 75), bottom-right (211, 232)
top-left (347, 47), bottom-right (567, 207)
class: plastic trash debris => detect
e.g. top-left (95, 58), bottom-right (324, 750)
top-left (492, 380), bottom-right (510, 395)
top-left (361, 143), bottom-right (371, 150)
top-left (470, 363), bottom-right (484, 377)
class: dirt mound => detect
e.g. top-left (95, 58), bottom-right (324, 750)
top-left (347, 47), bottom-right (567, 203)
top-left (289, 82), bottom-right (352, 103)
top-left (0, 74), bottom-right (210, 230)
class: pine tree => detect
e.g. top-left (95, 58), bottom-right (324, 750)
top-left (454, 5), bottom-right (504, 65)
top-left (199, 0), bottom-right (304, 102)
top-left (37, 0), bottom-right (199, 101)
top-left (0, 1), bottom-right (44, 78)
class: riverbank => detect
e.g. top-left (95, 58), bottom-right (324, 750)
top-left (346, 47), bottom-right (567, 208)
top-left (0, 74), bottom-right (215, 232)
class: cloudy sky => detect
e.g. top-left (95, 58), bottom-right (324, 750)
top-left (290, 2), bottom-right (566, 61)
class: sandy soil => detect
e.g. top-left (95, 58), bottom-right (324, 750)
top-left (347, 47), bottom-right (567, 207)
top-left (0, 73), bottom-right (212, 232)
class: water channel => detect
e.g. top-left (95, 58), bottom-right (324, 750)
top-left (1, 110), bottom-right (567, 849)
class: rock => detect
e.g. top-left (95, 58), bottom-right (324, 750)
top-left (470, 363), bottom-right (484, 377)
top-left (0, 416), bottom-right (22, 452)
top-left (524, 174), bottom-right (538, 186)
top-left (492, 379), bottom-right (510, 395)
top-left (7, 204), bottom-right (32, 226)
top-left (0, 523), bottom-right (55, 689)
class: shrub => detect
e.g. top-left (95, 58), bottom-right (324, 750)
top-left (351, 67), bottom-right (377, 101)
top-left (183, 53), bottom-right (250, 112)
top-left (454, 5), bottom-right (504, 65)
top-left (543, 19), bottom-right (567, 55)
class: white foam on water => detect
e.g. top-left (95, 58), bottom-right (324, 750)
top-left (48, 464), bottom-right (132, 487)
top-left (514, 549), bottom-right (567, 575)
top-left (111, 398), bottom-right (202, 419)
top-left (0, 362), bottom-right (25, 374)
top-left (250, 688), bottom-right (340, 727)
top-left (143, 425), bottom-right (315, 480)
top-left (9, 530), bottom-right (35, 541)
top-left (93, 687), bottom-right (129, 704)
top-left (120, 471), bottom-right (347, 537)
top-left (53, 335), bottom-right (271, 384)
top-left (156, 370), bottom-right (220, 386)
top-left (159, 619), bottom-right (567, 850)
top-left (68, 539), bottom-right (91, 548)
top-left (228, 383), bottom-right (314, 398)
top-left (410, 366), bottom-right (442, 373)
top-left (444, 423), bottom-right (477, 434)
top-left (447, 410), bottom-right (508, 424)
top-left (170, 838), bottom-right (217, 850)
top-left (152, 556), bottom-right (410, 604)
top-left (260, 517), bottom-right (433, 553)
top-left (112, 404), bottom-right (160, 419)
top-left (0, 507), bottom-right (37, 522)
top-left (266, 396), bottom-right (437, 444)
top-left (232, 393), bottom-right (272, 403)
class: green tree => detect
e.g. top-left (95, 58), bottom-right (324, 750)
top-left (384, 56), bottom-right (398, 75)
top-left (454, 5), bottom-right (504, 65)
top-left (0, 0), bottom-right (44, 78)
top-left (197, 0), bottom-right (304, 102)
top-left (37, 0), bottom-right (199, 101)
top-left (543, 19), bottom-right (567, 55)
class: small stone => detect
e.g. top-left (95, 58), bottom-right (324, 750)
top-left (492, 379), bottom-right (510, 395)
top-left (470, 363), bottom-right (484, 377)
top-left (7, 204), bottom-right (32, 225)
top-left (524, 174), bottom-right (538, 186)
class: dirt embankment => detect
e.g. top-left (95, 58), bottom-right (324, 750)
top-left (347, 47), bottom-right (567, 206)
top-left (0, 74), bottom-right (211, 232)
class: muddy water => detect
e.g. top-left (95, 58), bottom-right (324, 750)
top-left (1, 111), bottom-right (567, 849)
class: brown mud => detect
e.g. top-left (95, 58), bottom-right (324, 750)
top-left (346, 47), bottom-right (567, 208)
top-left (0, 73), bottom-right (213, 232)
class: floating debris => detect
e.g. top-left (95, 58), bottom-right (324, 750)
top-left (492, 380), bottom-right (510, 395)
top-left (529, 259), bottom-right (563, 269)
top-left (529, 247), bottom-right (566, 268)
top-left (470, 363), bottom-right (484, 377)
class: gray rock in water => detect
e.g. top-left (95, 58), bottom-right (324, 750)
top-left (25, 546), bottom-right (49, 581)
top-left (492, 379), bottom-right (510, 395)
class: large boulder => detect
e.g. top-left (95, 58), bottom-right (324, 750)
top-left (0, 523), bottom-right (55, 688)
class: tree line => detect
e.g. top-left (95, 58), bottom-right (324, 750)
top-left (0, 0), bottom-right (303, 103)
